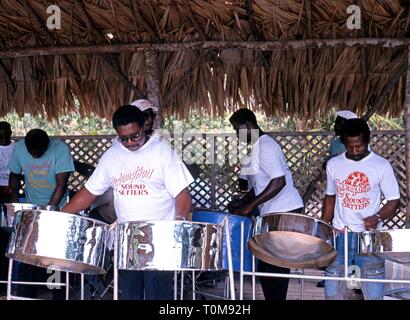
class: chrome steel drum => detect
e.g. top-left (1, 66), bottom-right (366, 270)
top-left (1, 203), bottom-right (38, 228)
top-left (385, 260), bottom-right (410, 299)
top-left (248, 212), bottom-right (337, 269)
top-left (357, 229), bottom-right (410, 264)
top-left (6, 210), bottom-right (110, 274)
top-left (118, 220), bottom-right (222, 271)
top-left (192, 209), bottom-right (253, 272)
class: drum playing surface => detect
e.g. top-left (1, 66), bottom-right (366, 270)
top-left (248, 212), bottom-right (337, 269)
top-left (248, 231), bottom-right (337, 269)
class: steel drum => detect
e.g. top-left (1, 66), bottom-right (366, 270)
top-left (248, 212), bottom-right (337, 269)
top-left (192, 209), bottom-right (254, 272)
top-left (117, 220), bottom-right (222, 271)
top-left (6, 210), bottom-right (110, 274)
top-left (385, 260), bottom-right (410, 299)
top-left (1, 203), bottom-right (39, 228)
top-left (357, 229), bottom-right (410, 265)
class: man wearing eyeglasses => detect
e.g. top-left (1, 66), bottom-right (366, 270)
top-left (62, 105), bottom-right (194, 300)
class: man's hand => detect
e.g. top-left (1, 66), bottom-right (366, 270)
top-left (364, 214), bottom-right (380, 230)
top-left (227, 195), bottom-right (243, 212)
top-left (231, 203), bottom-right (254, 216)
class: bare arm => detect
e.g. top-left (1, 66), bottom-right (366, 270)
top-left (364, 199), bottom-right (400, 230)
top-left (48, 172), bottom-right (70, 206)
top-left (174, 187), bottom-right (192, 220)
top-left (9, 172), bottom-right (22, 203)
top-left (321, 195), bottom-right (335, 224)
top-left (231, 176), bottom-right (286, 216)
top-left (61, 187), bottom-right (97, 214)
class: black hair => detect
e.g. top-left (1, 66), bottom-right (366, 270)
top-left (25, 129), bottom-right (49, 152)
top-left (112, 105), bottom-right (145, 129)
top-left (0, 121), bottom-right (11, 133)
top-left (229, 108), bottom-right (258, 126)
top-left (340, 118), bottom-right (371, 144)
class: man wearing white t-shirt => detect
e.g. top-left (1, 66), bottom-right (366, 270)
top-left (89, 99), bottom-right (160, 222)
top-left (63, 105), bottom-right (194, 300)
top-left (322, 118), bottom-right (400, 300)
top-left (0, 121), bottom-right (15, 294)
top-left (0, 122), bottom-right (14, 203)
top-left (227, 108), bottom-right (304, 300)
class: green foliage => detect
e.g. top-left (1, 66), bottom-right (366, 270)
top-left (1, 112), bottom-right (115, 136)
top-left (1, 109), bottom-right (404, 136)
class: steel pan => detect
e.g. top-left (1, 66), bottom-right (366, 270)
top-left (1, 203), bottom-right (39, 228)
top-left (357, 229), bottom-right (410, 265)
top-left (117, 220), bottom-right (222, 271)
top-left (192, 209), bottom-right (254, 272)
top-left (385, 260), bottom-right (410, 299)
top-left (6, 210), bottom-right (110, 274)
top-left (248, 212), bottom-right (337, 269)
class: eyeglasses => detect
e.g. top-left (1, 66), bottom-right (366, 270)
top-left (117, 130), bottom-right (144, 144)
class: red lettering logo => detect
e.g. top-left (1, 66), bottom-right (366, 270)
top-left (336, 171), bottom-right (371, 210)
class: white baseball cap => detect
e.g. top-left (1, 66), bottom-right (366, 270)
top-left (130, 99), bottom-right (159, 113)
top-left (335, 110), bottom-right (357, 120)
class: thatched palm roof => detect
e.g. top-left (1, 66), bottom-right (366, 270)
top-left (0, 0), bottom-right (408, 120)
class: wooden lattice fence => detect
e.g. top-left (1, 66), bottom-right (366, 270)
top-left (23, 130), bottom-right (406, 230)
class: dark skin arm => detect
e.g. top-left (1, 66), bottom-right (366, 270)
top-left (321, 195), bottom-right (335, 224)
top-left (48, 172), bottom-right (70, 206)
top-left (363, 199), bottom-right (400, 230)
top-left (9, 172), bottom-right (22, 203)
top-left (61, 187), bottom-right (97, 214)
top-left (174, 187), bottom-right (192, 220)
top-left (229, 176), bottom-right (286, 216)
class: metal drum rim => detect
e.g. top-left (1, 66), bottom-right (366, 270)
top-left (118, 219), bottom-right (222, 227)
top-left (20, 209), bottom-right (110, 226)
top-left (3, 202), bottom-right (38, 206)
top-left (5, 252), bottom-right (107, 275)
top-left (256, 212), bottom-right (334, 229)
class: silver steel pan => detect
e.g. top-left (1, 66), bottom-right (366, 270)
top-left (248, 212), bottom-right (337, 269)
top-left (118, 220), bottom-right (222, 271)
top-left (1, 203), bottom-right (38, 228)
top-left (357, 229), bottom-right (410, 265)
top-left (6, 210), bottom-right (110, 274)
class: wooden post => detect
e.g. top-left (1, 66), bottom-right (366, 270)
top-left (144, 50), bottom-right (163, 129)
top-left (405, 45), bottom-right (410, 228)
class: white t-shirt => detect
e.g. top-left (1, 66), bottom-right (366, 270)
top-left (0, 141), bottom-right (15, 186)
top-left (240, 134), bottom-right (303, 215)
top-left (85, 137), bottom-right (194, 223)
top-left (326, 152), bottom-right (400, 232)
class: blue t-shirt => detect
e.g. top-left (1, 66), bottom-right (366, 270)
top-left (329, 137), bottom-right (346, 157)
top-left (9, 139), bottom-right (74, 207)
